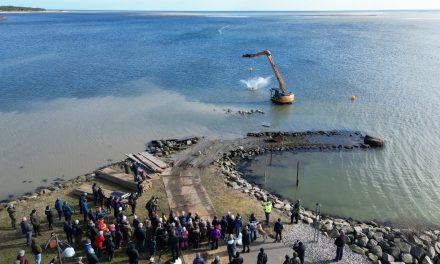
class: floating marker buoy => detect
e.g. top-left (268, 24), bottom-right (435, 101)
top-left (351, 95), bottom-right (356, 101)
top-left (248, 67), bottom-right (253, 72)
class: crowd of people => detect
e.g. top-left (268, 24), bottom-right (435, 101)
top-left (8, 179), bottom-right (349, 264)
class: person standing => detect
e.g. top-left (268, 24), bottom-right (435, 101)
top-left (193, 252), bottom-right (206, 264)
top-left (80, 195), bottom-right (89, 223)
top-left (334, 231), bottom-right (348, 262)
top-left (248, 214), bottom-right (258, 242)
top-left (93, 230), bottom-right (105, 258)
top-left (30, 209), bottom-right (42, 236)
top-left (226, 234), bottom-right (236, 263)
top-left (283, 255), bottom-right (292, 264)
top-left (262, 198), bottom-right (272, 225)
top-left (134, 223), bottom-right (146, 253)
top-left (20, 217), bottom-right (33, 247)
top-left (86, 248), bottom-right (99, 264)
top-left (274, 218), bottom-right (283, 242)
top-left (291, 200), bottom-right (301, 224)
top-left (257, 248), bottom-right (267, 264)
top-left (7, 204), bottom-right (17, 229)
top-left (106, 236), bottom-right (116, 261)
top-left (16, 250), bottom-right (29, 264)
top-left (210, 226), bottom-right (221, 250)
top-left (72, 220), bottom-right (83, 247)
top-left (128, 192), bottom-right (138, 216)
top-left (241, 225), bottom-right (251, 253)
top-left (231, 252), bottom-right (243, 264)
top-left (169, 231), bottom-right (180, 262)
top-left (97, 186), bottom-right (105, 208)
top-left (31, 238), bottom-right (42, 264)
top-left (62, 202), bottom-right (73, 224)
top-left (92, 183), bottom-right (98, 206)
top-left (292, 252), bottom-right (301, 264)
top-left (45, 206), bottom-right (54, 230)
top-left (293, 241), bottom-right (305, 264)
top-left (54, 197), bottom-right (63, 221)
top-left (126, 243), bottom-right (140, 264)
top-left (63, 220), bottom-right (73, 244)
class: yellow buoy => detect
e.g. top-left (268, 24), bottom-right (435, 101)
top-left (351, 95), bottom-right (356, 101)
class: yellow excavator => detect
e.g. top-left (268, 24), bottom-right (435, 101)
top-left (242, 50), bottom-right (294, 104)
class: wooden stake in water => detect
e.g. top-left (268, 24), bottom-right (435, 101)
top-left (269, 149), bottom-right (273, 166)
top-left (296, 161), bottom-right (300, 187)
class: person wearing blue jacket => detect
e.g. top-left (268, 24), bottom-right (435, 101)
top-left (62, 202), bottom-right (73, 223)
top-left (80, 195), bottom-right (89, 222)
top-left (55, 197), bottom-right (63, 221)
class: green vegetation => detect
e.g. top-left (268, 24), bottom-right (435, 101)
top-left (0, 6), bottom-right (46, 12)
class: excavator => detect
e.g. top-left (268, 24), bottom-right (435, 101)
top-left (242, 50), bottom-right (294, 104)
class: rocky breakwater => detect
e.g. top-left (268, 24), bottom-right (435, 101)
top-left (146, 136), bottom-right (199, 157)
top-left (213, 132), bottom-right (440, 264)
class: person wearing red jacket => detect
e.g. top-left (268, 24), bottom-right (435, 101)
top-left (93, 230), bottom-right (105, 258)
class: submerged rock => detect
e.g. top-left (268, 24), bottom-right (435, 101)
top-left (364, 135), bottom-right (385, 147)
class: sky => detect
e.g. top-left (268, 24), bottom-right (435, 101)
top-left (2, 0), bottom-right (440, 11)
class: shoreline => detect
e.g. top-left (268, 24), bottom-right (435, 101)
top-left (2, 130), bottom-right (440, 263)
top-left (130, 12), bottom-right (229, 17)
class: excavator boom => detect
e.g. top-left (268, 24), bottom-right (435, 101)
top-left (242, 50), bottom-right (285, 93)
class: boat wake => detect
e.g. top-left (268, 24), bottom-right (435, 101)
top-left (240, 76), bottom-right (271, 91)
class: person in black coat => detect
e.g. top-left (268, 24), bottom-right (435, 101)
top-left (87, 248), bottom-right (100, 264)
top-left (168, 231), bottom-right (180, 261)
top-left (231, 252), bottom-right (244, 264)
top-left (134, 223), bottom-right (146, 252)
top-left (45, 206), bottom-right (54, 230)
top-left (241, 225), bottom-right (251, 253)
top-left (293, 241), bottom-right (305, 264)
top-left (126, 243), bottom-right (140, 264)
top-left (334, 231), bottom-right (348, 261)
top-left (106, 236), bottom-right (116, 261)
top-left (63, 220), bottom-right (73, 244)
top-left (274, 218), bottom-right (283, 242)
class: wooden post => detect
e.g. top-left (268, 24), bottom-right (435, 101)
top-left (296, 161), bottom-right (300, 187)
top-left (269, 150), bottom-right (273, 166)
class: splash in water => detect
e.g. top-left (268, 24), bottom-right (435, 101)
top-left (240, 76), bottom-right (271, 91)
top-left (218, 25), bottom-right (231, 35)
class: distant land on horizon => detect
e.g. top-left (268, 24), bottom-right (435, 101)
top-left (0, 5), bottom-right (46, 12)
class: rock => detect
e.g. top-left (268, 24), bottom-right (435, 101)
top-left (389, 246), bottom-right (401, 260)
top-left (354, 226), bottom-right (363, 235)
top-left (39, 189), bottom-right (51, 195)
top-left (373, 232), bottom-right (384, 242)
top-left (419, 235), bottom-right (432, 245)
top-left (227, 182), bottom-right (240, 190)
top-left (382, 252), bottom-right (395, 263)
top-left (351, 245), bottom-right (366, 255)
top-left (412, 236), bottom-right (425, 247)
top-left (395, 240), bottom-right (412, 254)
top-left (434, 242), bottom-right (440, 254)
top-left (367, 239), bottom-right (379, 249)
top-left (410, 246), bottom-right (426, 260)
top-left (401, 253), bottom-right (413, 263)
top-left (426, 246), bottom-right (435, 259)
top-left (303, 217), bottom-right (314, 225)
top-left (284, 204), bottom-right (292, 211)
top-left (372, 245), bottom-right (383, 258)
top-left (422, 256), bottom-right (434, 264)
top-left (274, 202), bottom-right (284, 210)
top-left (356, 236), bottom-right (369, 247)
top-left (368, 253), bottom-right (379, 262)
top-left (364, 135), bottom-right (385, 147)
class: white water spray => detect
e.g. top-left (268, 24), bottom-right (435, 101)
top-left (240, 76), bottom-right (271, 91)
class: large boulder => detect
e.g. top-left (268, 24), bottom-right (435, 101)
top-left (388, 246), bottom-right (401, 260)
top-left (364, 135), bottom-right (385, 147)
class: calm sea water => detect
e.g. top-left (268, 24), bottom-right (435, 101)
top-left (1, 11), bottom-right (440, 224)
